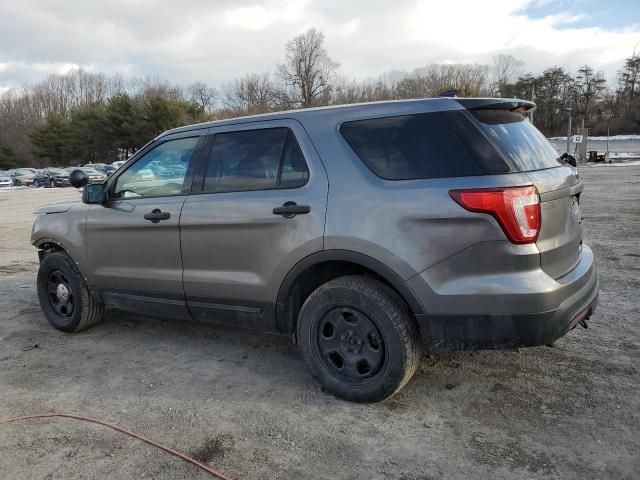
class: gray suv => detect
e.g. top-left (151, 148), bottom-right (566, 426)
top-left (32, 98), bottom-right (598, 402)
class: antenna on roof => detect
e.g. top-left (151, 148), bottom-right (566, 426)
top-left (438, 89), bottom-right (458, 97)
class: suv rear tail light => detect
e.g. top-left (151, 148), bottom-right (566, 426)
top-left (449, 186), bottom-right (541, 244)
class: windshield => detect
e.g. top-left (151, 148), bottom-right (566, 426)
top-left (469, 110), bottom-right (561, 172)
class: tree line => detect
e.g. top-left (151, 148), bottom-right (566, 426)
top-left (1, 28), bottom-right (639, 168)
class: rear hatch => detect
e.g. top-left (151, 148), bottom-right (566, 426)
top-left (465, 105), bottom-right (583, 279)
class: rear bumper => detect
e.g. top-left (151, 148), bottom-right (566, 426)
top-left (412, 244), bottom-right (599, 352)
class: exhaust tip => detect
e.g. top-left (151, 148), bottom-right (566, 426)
top-left (570, 307), bottom-right (591, 330)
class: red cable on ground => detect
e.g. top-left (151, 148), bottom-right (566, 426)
top-left (0, 413), bottom-right (234, 480)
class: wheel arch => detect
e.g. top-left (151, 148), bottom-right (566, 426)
top-left (34, 237), bottom-right (70, 260)
top-left (34, 237), bottom-right (103, 303)
top-left (275, 250), bottom-right (426, 334)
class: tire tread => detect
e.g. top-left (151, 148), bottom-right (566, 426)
top-left (297, 274), bottom-right (421, 402)
top-left (38, 251), bottom-right (104, 332)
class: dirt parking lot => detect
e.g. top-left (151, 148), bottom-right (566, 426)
top-left (0, 166), bottom-right (639, 480)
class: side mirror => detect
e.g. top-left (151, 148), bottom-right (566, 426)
top-left (82, 183), bottom-right (107, 204)
top-left (69, 169), bottom-right (89, 188)
top-left (560, 153), bottom-right (577, 168)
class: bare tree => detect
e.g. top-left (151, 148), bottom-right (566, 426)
top-left (492, 54), bottom-right (525, 96)
top-left (277, 28), bottom-right (340, 108)
top-left (187, 81), bottom-right (217, 115)
top-left (574, 65), bottom-right (607, 122)
top-left (222, 73), bottom-right (287, 116)
top-left (391, 64), bottom-right (489, 99)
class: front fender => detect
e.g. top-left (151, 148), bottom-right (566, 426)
top-left (32, 206), bottom-right (93, 286)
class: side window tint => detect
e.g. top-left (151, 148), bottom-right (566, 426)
top-left (340, 112), bottom-right (483, 180)
top-left (279, 131), bottom-right (309, 188)
top-left (114, 137), bottom-right (198, 198)
top-left (203, 127), bottom-right (309, 193)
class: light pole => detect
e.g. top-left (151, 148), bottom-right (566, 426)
top-left (602, 110), bottom-right (614, 160)
top-left (565, 107), bottom-right (572, 154)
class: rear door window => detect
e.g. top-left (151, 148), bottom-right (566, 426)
top-left (340, 112), bottom-right (484, 180)
top-left (203, 127), bottom-right (309, 193)
top-left (469, 110), bottom-right (561, 172)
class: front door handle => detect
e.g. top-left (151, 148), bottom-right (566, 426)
top-left (273, 201), bottom-right (310, 219)
top-left (144, 209), bottom-right (171, 223)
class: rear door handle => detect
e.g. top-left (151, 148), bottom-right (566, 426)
top-left (273, 201), bottom-right (310, 218)
top-left (144, 209), bottom-right (171, 223)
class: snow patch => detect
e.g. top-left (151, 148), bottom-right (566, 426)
top-left (549, 135), bottom-right (640, 141)
top-left (582, 160), bottom-right (640, 167)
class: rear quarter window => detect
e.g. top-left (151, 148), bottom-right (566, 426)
top-left (340, 112), bottom-right (484, 180)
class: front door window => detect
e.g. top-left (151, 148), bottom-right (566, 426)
top-left (114, 137), bottom-right (199, 198)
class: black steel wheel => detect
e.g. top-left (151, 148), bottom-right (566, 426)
top-left (37, 251), bottom-right (104, 332)
top-left (46, 270), bottom-right (75, 317)
top-left (297, 275), bottom-right (421, 403)
top-left (314, 306), bottom-right (385, 382)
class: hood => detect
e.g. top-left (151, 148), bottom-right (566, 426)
top-left (34, 197), bottom-right (81, 214)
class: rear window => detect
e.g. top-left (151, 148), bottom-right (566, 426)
top-left (469, 110), bottom-right (561, 172)
top-left (340, 112), bottom-right (483, 180)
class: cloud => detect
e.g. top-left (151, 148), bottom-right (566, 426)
top-left (224, 1), bottom-right (308, 30)
top-left (0, 0), bottom-right (637, 91)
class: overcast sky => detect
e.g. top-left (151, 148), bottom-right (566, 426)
top-left (0, 0), bottom-right (638, 94)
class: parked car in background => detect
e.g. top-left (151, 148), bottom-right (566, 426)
top-left (34, 168), bottom-right (71, 188)
top-left (32, 169), bottom-right (46, 186)
top-left (84, 163), bottom-right (108, 173)
top-left (12, 168), bottom-right (37, 186)
top-left (111, 160), bottom-right (126, 169)
top-left (137, 167), bottom-right (155, 182)
top-left (72, 167), bottom-right (107, 184)
top-left (103, 164), bottom-right (118, 176)
top-left (0, 172), bottom-right (13, 187)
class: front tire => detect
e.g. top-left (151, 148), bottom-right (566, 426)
top-left (296, 275), bottom-right (421, 403)
top-left (37, 251), bottom-right (104, 332)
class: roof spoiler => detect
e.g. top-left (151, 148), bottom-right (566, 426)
top-left (455, 98), bottom-right (536, 113)
top-left (438, 89), bottom-right (458, 97)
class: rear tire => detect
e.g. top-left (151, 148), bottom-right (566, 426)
top-left (37, 251), bottom-right (104, 332)
top-left (296, 275), bottom-right (421, 403)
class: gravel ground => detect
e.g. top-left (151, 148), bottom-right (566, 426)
top-left (0, 167), bottom-right (638, 480)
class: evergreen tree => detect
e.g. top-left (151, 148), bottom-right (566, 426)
top-left (29, 115), bottom-right (71, 166)
top-left (0, 144), bottom-right (18, 169)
